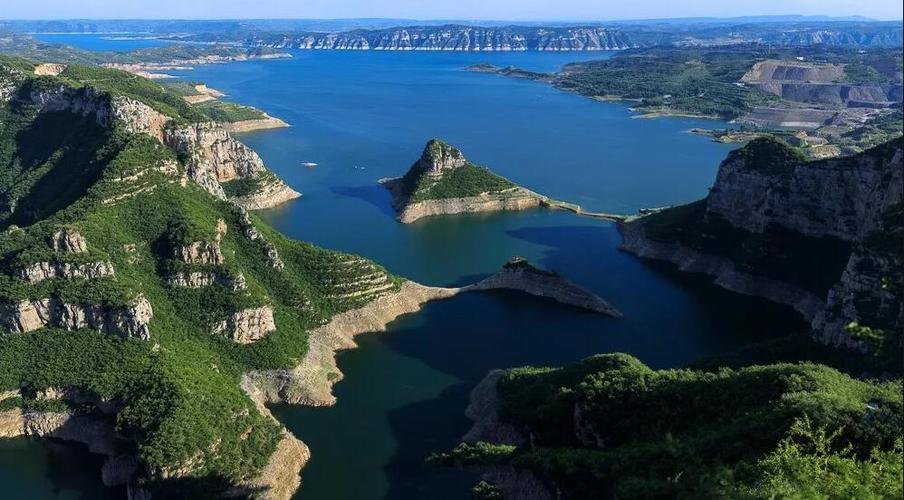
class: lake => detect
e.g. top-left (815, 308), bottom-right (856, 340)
top-left (1, 45), bottom-right (803, 499)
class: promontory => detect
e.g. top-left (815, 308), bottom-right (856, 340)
top-left (380, 139), bottom-right (543, 223)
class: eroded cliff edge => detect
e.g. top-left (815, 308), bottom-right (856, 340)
top-left (619, 137), bottom-right (903, 353)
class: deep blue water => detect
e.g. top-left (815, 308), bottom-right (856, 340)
top-left (33, 33), bottom-right (171, 52)
top-left (0, 47), bottom-right (805, 499)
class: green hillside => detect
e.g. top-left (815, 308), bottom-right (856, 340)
top-left (0, 57), bottom-right (397, 494)
top-left (435, 354), bottom-right (903, 499)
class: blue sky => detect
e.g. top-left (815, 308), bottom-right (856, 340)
top-left (4, 0), bottom-right (902, 21)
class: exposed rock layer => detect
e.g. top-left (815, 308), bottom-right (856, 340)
top-left (0, 295), bottom-right (153, 339)
top-left (250, 26), bottom-right (635, 51)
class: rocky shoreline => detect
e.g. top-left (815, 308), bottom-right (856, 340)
top-left (231, 178), bottom-right (301, 210)
top-left (222, 115), bottom-right (290, 134)
top-left (618, 221), bottom-right (825, 320)
top-left (465, 257), bottom-right (622, 317)
top-left (459, 370), bottom-right (555, 500)
top-left (241, 281), bottom-right (461, 407)
top-left (382, 177), bottom-right (543, 223)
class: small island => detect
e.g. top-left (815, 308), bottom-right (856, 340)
top-left (381, 139), bottom-right (638, 224)
top-left (380, 139), bottom-right (545, 223)
top-left (466, 257), bottom-right (622, 317)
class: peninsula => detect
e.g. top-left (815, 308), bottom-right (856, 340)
top-left (466, 257), bottom-right (622, 317)
top-left (380, 139), bottom-right (544, 223)
top-left (382, 139), bottom-right (644, 224)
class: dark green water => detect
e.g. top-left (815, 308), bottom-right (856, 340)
top-left (0, 47), bottom-right (804, 498)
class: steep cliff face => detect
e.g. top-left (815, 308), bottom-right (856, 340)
top-left (621, 137), bottom-right (903, 351)
top-left (706, 139), bottom-right (902, 241)
top-left (249, 26), bottom-right (635, 51)
top-left (5, 65), bottom-right (298, 210)
top-left (0, 295), bottom-right (153, 339)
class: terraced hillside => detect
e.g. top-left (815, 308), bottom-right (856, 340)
top-left (0, 57), bottom-right (398, 497)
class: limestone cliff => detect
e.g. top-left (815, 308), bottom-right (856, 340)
top-left (5, 67), bottom-right (299, 210)
top-left (0, 295), bottom-right (153, 339)
top-left (213, 306), bottom-right (277, 344)
top-left (163, 121), bottom-right (300, 208)
top-left (249, 26), bottom-right (635, 51)
top-left (620, 137), bottom-right (903, 351)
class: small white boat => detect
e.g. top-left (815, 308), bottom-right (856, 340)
top-left (301, 162), bottom-right (318, 168)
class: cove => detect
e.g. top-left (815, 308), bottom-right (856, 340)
top-left (0, 47), bottom-right (804, 499)
top-left (175, 52), bottom-right (802, 499)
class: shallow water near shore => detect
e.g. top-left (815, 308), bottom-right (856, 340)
top-left (0, 46), bottom-right (805, 499)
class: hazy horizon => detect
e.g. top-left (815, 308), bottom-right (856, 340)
top-left (2, 0), bottom-right (902, 23)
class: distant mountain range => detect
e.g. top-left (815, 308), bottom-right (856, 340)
top-left (244, 26), bottom-right (636, 51)
top-left (1, 18), bottom-right (901, 49)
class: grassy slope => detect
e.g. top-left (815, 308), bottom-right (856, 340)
top-left (0, 59), bottom-right (397, 493)
top-left (437, 354), bottom-right (902, 499)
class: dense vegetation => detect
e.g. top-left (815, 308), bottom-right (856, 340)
top-left (0, 32), bottom-right (284, 66)
top-left (194, 101), bottom-right (267, 123)
top-left (0, 58), bottom-right (398, 494)
top-left (435, 354), bottom-right (902, 498)
top-left (551, 45), bottom-right (902, 119)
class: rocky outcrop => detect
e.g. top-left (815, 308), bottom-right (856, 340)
top-left (382, 139), bottom-right (544, 223)
top-left (168, 271), bottom-right (247, 291)
top-left (170, 240), bottom-right (224, 265)
top-left (812, 234), bottom-right (904, 350)
top-left (49, 229), bottom-right (88, 253)
top-left (162, 122), bottom-right (300, 208)
top-left (20, 83), bottom-right (114, 127)
top-left (620, 138), bottom-right (903, 348)
top-left (461, 370), bottom-right (554, 500)
top-left (249, 26), bottom-right (635, 51)
top-left (0, 294), bottom-right (153, 340)
top-left (231, 203), bottom-right (285, 269)
top-left (230, 176), bottom-right (302, 210)
top-left (17, 260), bottom-right (115, 283)
top-left (463, 370), bottom-right (525, 446)
top-left (5, 65), bottom-right (297, 210)
top-left (707, 141), bottom-right (902, 242)
top-left (466, 257), bottom-right (622, 317)
top-left (110, 96), bottom-right (171, 141)
top-left (241, 281), bottom-right (459, 406)
top-left (213, 306), bottom-right (276, 344)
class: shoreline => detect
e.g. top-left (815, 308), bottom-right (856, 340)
top-left (223, 115), bottom-right (291, 134)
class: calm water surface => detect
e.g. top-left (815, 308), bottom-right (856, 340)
top-left (1, 48), bottom-right (804, 499)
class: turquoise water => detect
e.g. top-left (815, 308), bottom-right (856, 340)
top-left (0, 48), bottom-right (805, 498)
top-left (33, 34), bottom-right (171, 52)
